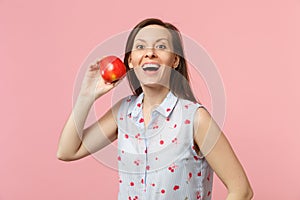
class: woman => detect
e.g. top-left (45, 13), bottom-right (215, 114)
top-left (57, 18), bottom-right (253, 200)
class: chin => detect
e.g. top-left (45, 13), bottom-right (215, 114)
top-left (140, 78), bottom-right (169, 88)
top-left (142, 82), bottom-right (162, 88)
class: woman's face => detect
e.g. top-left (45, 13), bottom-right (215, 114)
top-left (128, 25), bottom-right (179, 88)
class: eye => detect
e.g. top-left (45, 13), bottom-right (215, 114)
top-left (156, 44), bottom-right (167, 49)
top-left (135, 44), bottom-right (145, 49)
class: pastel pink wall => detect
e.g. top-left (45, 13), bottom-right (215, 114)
top-left (1, 0), bottom-right (299, 199)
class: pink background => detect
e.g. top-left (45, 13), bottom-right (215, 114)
top-left (1, 0), bottom-right (300, 199)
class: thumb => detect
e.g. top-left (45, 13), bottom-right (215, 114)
top-left (112, 76), bottom-right (125, 87)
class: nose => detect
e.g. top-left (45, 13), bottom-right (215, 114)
top-left (144, 47), bottom-right (157, 58)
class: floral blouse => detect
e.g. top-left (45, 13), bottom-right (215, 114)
top-left (117, 91), bottom-right (213, 200)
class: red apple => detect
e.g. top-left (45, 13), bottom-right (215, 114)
top-left (99, 55), bottom-right (126, 83)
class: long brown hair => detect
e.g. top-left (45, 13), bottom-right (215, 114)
top-left (124, 18), bottom-right (199, 103)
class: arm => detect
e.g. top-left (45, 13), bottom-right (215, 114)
top-left (56, 96), bottom-right (122, 161)
top-left (193, 107), bottom-right (254, 200)
top-left (56, 60), bottom-right (123, 161)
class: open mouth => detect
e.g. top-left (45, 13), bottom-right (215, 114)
top-left (142, 63), bottom-right (160, 71)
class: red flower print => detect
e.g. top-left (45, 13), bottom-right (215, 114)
top-left (208, 191), bottom-right (211, 196)
top-left (152, 125), bottom-right (159, 129)
top-left (188, 172), bottom-right (192, 181)
top-left (130, 182), bottom-right (134, 186)
top-left (173, 185), bottom-right (180, 191)
top-left (173, 124), bottom-right (177, 128)
top-left (135, 133), bottom-right (142, 142)
top-left (168, 167), bottom-right (174, 173)
top-left (207, 173), bottom-right (211, 181)
top-left (137, 103), bottom-right (141, 107)
top-left (168, 163), bottom-right (178, 172)
top-left (166, 117), bottom-right (170, 121)
top-left (139, 118), bottom-right (144, 123)
top-left (161, 189), bottom-right (165, 194)
top-left (172, 137), bottom-right (178, 144)
top-left (129, 196), bottom-right (139, 200)
top-left (146, 165), bottom-right (150, 170)
top-left (141, 178), bottom-right (144, 184)
top-left (133, 160), bottom-right (141, 166)
top-left (119, 179), bottom-right (122, 183)
top-left (197, 171), bottom-right (202, 176)
top-left (166, 108), bottom-right (171, 112)
top-left (184, 104), bottom-right (189, 109)
top-left (184, 119), bottom-right (191, 124)
top-left (159, 140), bottom-right (164, 145)
top-left (117, 156), bottom-right (121, 161)
top-left (125, 134), bottom-right (129, 139)
top-left (151, 183), bottom-right (155, 187)
top-left (196, 191), bottom-right (201, 199)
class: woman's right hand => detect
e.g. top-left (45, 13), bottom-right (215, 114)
top-left (78, 59), bottom-right (124, 101)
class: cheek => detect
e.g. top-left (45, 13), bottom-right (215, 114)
top-left (130, 52), bottom-right (143, 66)
top-left (161, 54), bottom-right (176, 67)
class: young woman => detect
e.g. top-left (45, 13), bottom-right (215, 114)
top-left (57, 18), bottom-right (253, 200)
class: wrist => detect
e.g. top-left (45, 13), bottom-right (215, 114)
top-left (75, 94), bottom-right (95, 106)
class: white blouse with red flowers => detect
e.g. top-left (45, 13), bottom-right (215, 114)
top-left (117, 91), bottom-right (213, 200)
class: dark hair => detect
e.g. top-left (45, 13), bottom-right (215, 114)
top-left (124, 18), bottom-right (199, 103)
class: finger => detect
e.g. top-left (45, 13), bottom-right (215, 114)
top-left (97, 74), bottom-right (105, 85)
top-left (89, 62), bottom-right (96, 69)
top-left (112, 82), bottom-right (119, 88)
top-left (89, 63), bottom-right (100, 72)
top-left (96, 56), bottom-right (106, 64)
top-left (112, 77), bottom-right (124, 87)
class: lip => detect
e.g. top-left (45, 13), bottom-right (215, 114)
top-left (141, 62), bottom-right (161, 68)
top-left (140, 62), bottom-right (161, 75)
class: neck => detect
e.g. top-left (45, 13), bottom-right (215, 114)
top-left (141, 85), bottom-right (170, 109)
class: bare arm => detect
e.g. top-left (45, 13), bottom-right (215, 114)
top-left (194, 107), bottom-right (254, 200)
top-left (56, 60), bottom-right (124, 161)
top-left (56, 96), bottom-right (123, 161)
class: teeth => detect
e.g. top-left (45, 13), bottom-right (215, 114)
top-left (142, 63), bottom-right (160, 71)
top-left (142, 63), bottom-right (160, 69)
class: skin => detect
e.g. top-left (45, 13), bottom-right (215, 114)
top-left (193, 108), bottom-right (254, 199)
top-left (128, 25), bottom-right (180, 125)
top-left (57, 24), bottom-right (253, 199)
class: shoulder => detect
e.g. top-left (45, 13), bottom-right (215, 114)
top-left (193, 106), bottom-right (212, 134)
top-left (178, 98), bottom-right (206, 114)
top-left (115, 94), bottom-right (137, 107)
top-left (193, 106), bottom-right (222, 149)
top-left (111, 94), bottom-right (136, 119)
top-left (194, 105), bottom-right (211, 122)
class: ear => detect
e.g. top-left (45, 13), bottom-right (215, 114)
top-left (173, 55), bottom-right (180, 69)
top-left (128, 56), bottom-right (134, 69)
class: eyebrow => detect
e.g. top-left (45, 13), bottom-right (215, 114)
top-left (134, 38), bottom-right (169, 43)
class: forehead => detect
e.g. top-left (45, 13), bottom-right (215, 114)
top-left (134, 25), bottom-right (172, 42)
